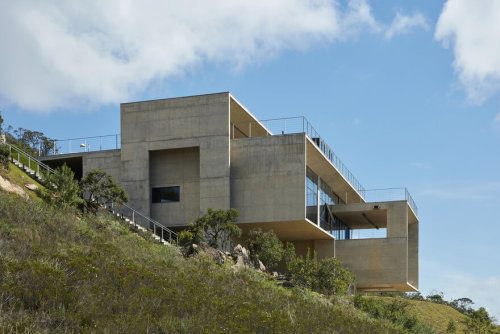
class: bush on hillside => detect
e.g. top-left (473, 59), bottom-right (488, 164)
top-left (0, 144), bottom-right (9, 170)
top-left (80, 169), bottom-right (129, 215)
top-left (245, 228), bottom-right (284, 270)
top-left (354, 295), bottom-right (436, 333)
top-left (180, 208), bottom-right (241, 250)
top-left (285, 244), bottom-right (355, 296)
top-left (38, 164), bottom-right (82, 209)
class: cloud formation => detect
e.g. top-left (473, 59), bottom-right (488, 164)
top-left (384, 12), bottom-right (428, 40)
top-left (436, 0), bottom-right (500, 104)
top-left (0, 0), bottom-right (426, 112)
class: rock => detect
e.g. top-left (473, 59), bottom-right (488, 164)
top-left (272, 271), bottom-right (279, 279)
top-left (231, 244), bottom-right (265, 272)
top-left (0, 175), bottom-right (28, 199)
top-left (25, 183), bottom-right (38, 191)
top-left (183, 242), bottom-right (226, 265)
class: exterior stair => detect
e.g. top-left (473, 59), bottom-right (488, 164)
top-left (1, 141), bottom-right (177, 246)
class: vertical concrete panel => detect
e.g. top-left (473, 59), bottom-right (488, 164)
top-left (150, 147), bottom-right (200, 226)
top-left (408, 222), bottom-right (419, 289)
top-left (387, 202), bottom-right (408, 238)
top-left (230, 133), bottom-right (306, 223)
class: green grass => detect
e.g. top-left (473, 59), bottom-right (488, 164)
top-left (373, 297), bottom-right (468, 333)
top-left (0, 162), bottom-right (45, 200)
top-left (0, 189), bottom-right (405, 333)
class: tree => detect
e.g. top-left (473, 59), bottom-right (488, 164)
top-left (181, 208), bottom-right (241, 249)
top-left (284, 244), bottom-right (355, 296)
top-left (80, 169), bottom-right (128, 215)
top-left (39, 164), bottom-right (82, 208)
top-left (0, 110), bottom-right (3, 135)
top-left (463, 307), bottom-right (496, 333)
top-left (246, 228), bottom-right (284, 270)
top-left (0, 144), bottom-right (9, 169)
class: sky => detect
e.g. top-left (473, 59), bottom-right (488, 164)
top-left (1, 0), bottom-right (500, 320)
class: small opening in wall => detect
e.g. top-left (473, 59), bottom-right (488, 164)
top-left (152, 186), bottom-right (180, 203)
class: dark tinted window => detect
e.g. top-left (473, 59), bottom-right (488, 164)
top-left (152, 186), bottom-right (180, 203)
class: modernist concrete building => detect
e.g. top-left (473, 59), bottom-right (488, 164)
top-left (41, 92), bottom-right (419, 292)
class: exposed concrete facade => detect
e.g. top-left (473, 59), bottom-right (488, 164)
top-left (40, 92), bottom-right (419, 292)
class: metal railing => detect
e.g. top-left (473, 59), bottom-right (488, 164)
top-left (44, 134), bottom-right (121, 155)
top-left (2, 142), bottom-right (55, 176)
top-left (361, 187), bottom-right (418, 216)
top-left (108, 202), bottom-right (178, 245)
top-left (260, 116), bottom-right (366, 195)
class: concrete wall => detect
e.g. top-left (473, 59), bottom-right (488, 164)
top-left (336, 238), bottom-right (408, 285)
top-left (333, 201), bottom-right (417, 290)
top-left (120, 93), bottom-right (231, 216)
top-left (150, 147), bottom-right (200, 227)
top-left (408, 222), bottom-right (418, 288)
top-left (82, 150), bottom-right (121, 183)
top-left (230, 133), bottom-right (306, 223)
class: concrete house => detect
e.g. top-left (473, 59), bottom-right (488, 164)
top-left (41, 92), bottom-right (419, 292)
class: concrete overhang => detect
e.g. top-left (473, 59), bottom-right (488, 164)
top-left (332, 200), bottom-right (418, 227)
top-left (236, 219), bottom-right (335, 241)
top-left (229, 94), bottom-right (270, 138)
top-left (306, 137), bottom-right (365, 204)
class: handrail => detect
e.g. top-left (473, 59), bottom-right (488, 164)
top-left (2, 142), bottom-right (55, 175)
top-left (43, 134), bottom-right (121, 156)
top-left (362, 187), bottom-right (418, 216)
top-left (110, 202), bottom-right (178, 245)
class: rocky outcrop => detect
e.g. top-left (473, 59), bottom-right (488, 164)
top-left (0, 174), bottom-right (28, 199)
top-left (183, 242), bottom-right (227, 265)
top-left (231, 244), bottom-right (266, 272)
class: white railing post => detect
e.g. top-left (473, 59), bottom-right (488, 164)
top-left (53, 141), bottom-right (56, 154)
top-left (38, 143), bottom-right (41, 156)
top-left (100, 136), bottom-right (102, 151)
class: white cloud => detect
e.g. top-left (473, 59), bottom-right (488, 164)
top-left (384, 12), bottom-right (429, 40)
top-left (0, 1), bottom-right (429, 112)
top-left (436, 0), bottom-right (500, 104)
top-left (0, 0), bottom-right (386, 112)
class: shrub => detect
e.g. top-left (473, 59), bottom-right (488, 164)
top-left (446, 318), bottom-right (457, 333)
top-left (285, 245), bottom-right (355, 296)
top-left (0, 144), bottom-right (9, 170)
top-left (354, 295), bottom-right (435, 333)
top-left (38, 163), bottom-right (82, 208)
top-left (181, 208), bottom-right (241, 250)
top-left (80, 169), bottom-right (129, 215)
top-left (245, 228), bottom-right (284, 270)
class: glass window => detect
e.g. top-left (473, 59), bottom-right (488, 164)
top-left (152, 186), bottom-right (180, 203)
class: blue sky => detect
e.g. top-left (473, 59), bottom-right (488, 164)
top-left (1, 0), bottom-right (500, 319)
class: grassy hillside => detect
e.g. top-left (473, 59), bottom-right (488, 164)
top-left (0, 186), bottom-right (405, 333)
top-left (377, 297), bottom-right (468, 333)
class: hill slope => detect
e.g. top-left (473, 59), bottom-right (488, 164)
top-left (0, 186), bottom-right (404, 333)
